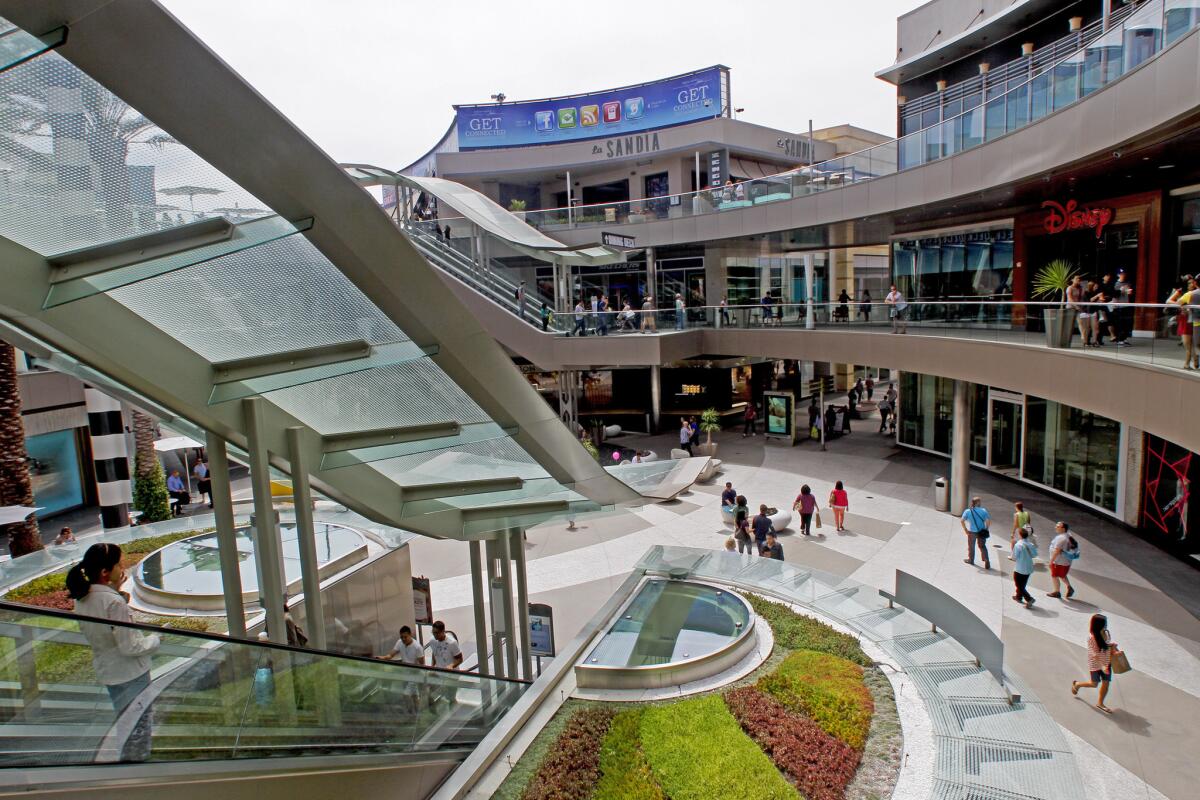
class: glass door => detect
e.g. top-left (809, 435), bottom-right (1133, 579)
top-left (989, 398), bottom-right (1023, 476)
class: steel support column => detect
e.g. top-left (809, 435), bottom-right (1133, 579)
top-left (205, 432), bottom-right (246, 639)
top-left (951, 379), bottom-right (971, 515)
top-left (498, 533), bottom-right (519, 679)
top-left (468, 540), bottom-right (489, 677)
top-left (485, 539), bottom-right (504, 678)
top-left (286, 426), bottom-right (326, 650)
top-left (243, 397), bottom-right (287, 644)
top-left (511, 528), bottom-right (532, 681)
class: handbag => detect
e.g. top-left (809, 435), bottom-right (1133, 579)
top-left (970, 508), bottom-right (990, 539)
top-left (1111, 649), bottom-right (1131, 674)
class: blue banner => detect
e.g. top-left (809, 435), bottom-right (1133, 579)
top-left (455, 66), bottom-right (725, 151)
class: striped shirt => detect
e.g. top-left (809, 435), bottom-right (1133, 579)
top-left (1086, 631), bottom-right (1115, 672)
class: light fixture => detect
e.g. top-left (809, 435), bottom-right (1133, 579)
top-left (1160, 164), bottom-right (1176, 169)
top-left (490, 92), bottom-right (506, 104)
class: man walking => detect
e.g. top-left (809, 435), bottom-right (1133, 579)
top-left (960, 496), bottom-right (992, 569)
top-left (752, 505), bottom-right (775, 556)
top-left (877, 396), bottom-right (892, 433)
top-left (515, 281), bottom-right (526, 319)
top-left (572, 298), bottom-right (587, 337)
top-left (742, 402), bottom-right (757, 437)
top-left (1012, 527), bottom-right (1038, 608)
top-left (679, 418), bottom-right (693, 456)
top-left (885, 284), bottom-right (907, 334)
top-left (1047, 521), bottom-right (1078, 599)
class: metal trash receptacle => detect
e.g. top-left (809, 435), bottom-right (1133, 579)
top-left (933, 477), bottom-right (949, 511)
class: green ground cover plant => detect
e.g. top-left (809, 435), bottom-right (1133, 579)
top-left (725, 685), bottom-right (861, 800)
top-left (520, 706), bottom-right (613, 800)
top-left (593, 708), bottom-right (665, 800)
top-left (640, 694), bottom-right (797, 800)
top-left (758, 650), bottom-right (874, 750)
top-left (747, 594), bottom-right (870, 666)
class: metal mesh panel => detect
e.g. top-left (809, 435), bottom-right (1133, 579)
top-left (371, 437), bottom-right (548, 482)
top-left (267, 359), bottom-right (490, 435)
top-left (112, 235), bottom-right (408, 362)
top-left (0, 51), bottom-right (267, 256)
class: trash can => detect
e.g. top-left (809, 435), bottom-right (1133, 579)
top-left (933, 477), bottom-right (950, 511)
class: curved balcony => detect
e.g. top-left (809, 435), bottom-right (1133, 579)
top-left (517, 1), bottom-right (1200, 249)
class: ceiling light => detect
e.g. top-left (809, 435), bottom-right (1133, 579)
top-left (1160, 164), bottom-right (1176, 169)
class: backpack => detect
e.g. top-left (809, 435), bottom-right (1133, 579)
top-left (1065, 535), bottom-right (1081, 560)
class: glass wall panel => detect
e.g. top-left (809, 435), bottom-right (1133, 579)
top-left (1023, 397), bottom-right (1121, 511)
top-left (970, 384), bottom-right (988, 464)
top-left (898, 373), bottom-right (953, 454)
top-left (26, 429), bottom-right (84, 516)
top-left (892, 228), bottom-right (1014, 315)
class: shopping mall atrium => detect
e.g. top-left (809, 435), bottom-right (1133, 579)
top-left (1, 0), bottom-right (1199, 798)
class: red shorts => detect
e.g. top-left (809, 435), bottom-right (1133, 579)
top-left (1050, 562), bottom-right (1071, 578)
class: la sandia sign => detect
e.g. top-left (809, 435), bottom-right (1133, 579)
top-left (1041, 199), bottom-right (1114, 239)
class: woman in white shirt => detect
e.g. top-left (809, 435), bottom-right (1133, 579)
top-left (68, 543), bottom-right (160, 761)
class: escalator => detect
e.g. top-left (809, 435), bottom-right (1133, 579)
top-left (0, 599), bottom-right (526, 793)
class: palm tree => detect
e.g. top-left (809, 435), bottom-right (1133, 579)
top-left (131, 408), bottom-right (170, 522)
top-left (0, 343), bottom-right (42, 556)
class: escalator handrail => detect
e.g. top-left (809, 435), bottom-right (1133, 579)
top-left (0, 597), bottom-right (533, 685)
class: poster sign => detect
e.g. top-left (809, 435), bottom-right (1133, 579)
top-left (529, 602), bottom-right (555, 657)
top-left (764, 391), bottom-right (795, 444)
top-left (707, 148), bottom-right (727, 188)
top-left (602, 231), bottom-right (637, 248)
top-left (455, 66), bottom-right (726, 150)
top-left (412, 576), bottom-right (432, 625)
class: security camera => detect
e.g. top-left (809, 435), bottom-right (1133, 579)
top-left (1111, 150), bottom-right (1122, 159)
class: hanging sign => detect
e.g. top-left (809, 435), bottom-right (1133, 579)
top-left (529, 603), bottom-right (556, 657)
top-left (1041, 199), bottom-right (1114, 240)
top-left (412, 576), bottom-right (432, 625)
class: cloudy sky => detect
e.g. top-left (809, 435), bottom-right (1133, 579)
top-left (160, 0), bottom-right (918, 169)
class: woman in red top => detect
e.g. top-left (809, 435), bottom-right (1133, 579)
top-left (792, 484), bottom-right (818, 536)
top-left (828, 480), bottom-right (849, 532)
top-left (1071, 613), bottom-right (1121, 713)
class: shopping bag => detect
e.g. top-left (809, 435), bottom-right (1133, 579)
top-left (1111, 649), bottom-right (1131, 674)
top-left (814, 510), bottom-right (822, 529)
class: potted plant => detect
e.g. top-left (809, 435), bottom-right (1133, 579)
top-left (1031, 258), bottom-right (1079, 348)
top-left (696, 408), bottom-right (722, 456)
top-left (507, 198), bottom-right (527, 221)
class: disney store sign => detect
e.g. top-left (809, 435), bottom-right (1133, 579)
top-left (1041, 199), bottom-right (1114, 239)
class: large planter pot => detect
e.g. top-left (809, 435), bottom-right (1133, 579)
top-left (1042, 308), bottom-right (1077, 348)
top-left (695, 442), bottom-right (718, 457)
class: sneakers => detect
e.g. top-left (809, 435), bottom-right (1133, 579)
top-left (1025, 598), bottom-right (1035, 609)
top-left (1117, 340), bottom-right (1132, 348)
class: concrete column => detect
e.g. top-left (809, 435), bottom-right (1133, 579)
top-left (645, 246), bottom-right (657, 305)
top-left (511, 528), bottom-right (532, 681)
top-left (242, 398), bottom-right (287, 644)
top-left (286, 426), bottom-right (326, 650)
top-left (205, 432), bottom-right (246, 639)
top-left (951, 379), bottom-right (971, 515)
top-left (804, 254), bottom-right (815, 329)
top-left (468, 540), bottom-right (489, 677)
top-left (498, 533), bottom-right (519, 679)
top-left (485, 539), bottom-right (504, 678)
top-left (650, 365), bottom-right (662, 434)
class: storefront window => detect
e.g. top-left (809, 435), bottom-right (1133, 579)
top-left (898, 373), bottom-right (953, 453)
top-left (1023, 397), bottom-right (1121, 511)
top-left (892, 228), bottom-right (1014, 323)
top-left (970, 384), bottom-right (988, 464)
top-left (26, 429), bottom-right (84, 516)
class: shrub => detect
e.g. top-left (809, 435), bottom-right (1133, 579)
top-left (758, 650), bottom-right (874, 750)
top-left (725, 686), bottom-right (860, 800)
top-left (521, 706), bottom-right (613, 800)
top-left (133, 453), bottom-right (172, 523)
top-left (640, 694), bottom-right (797, 800)
top-left (20, 589), bottom-right (73, 610)
top-left (594, 709), bottom-right (665, 800)
top-left (5, 571), bottom-right (68, 601)
top-left (747, 594), bottom-right (870, 666)
top-left (145, 616), bottom-right (210, 633)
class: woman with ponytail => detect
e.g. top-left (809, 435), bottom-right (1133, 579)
top-left (68, 543), bottom-right (159, 760)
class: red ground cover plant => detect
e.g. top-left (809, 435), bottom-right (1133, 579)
top-left (725, 686), bottom-right (861, 800)
top-left (19, 589), bottom-right (73, 610)
top-left (521, 706), bottom-right (614, 800)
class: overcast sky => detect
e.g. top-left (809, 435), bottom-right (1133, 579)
top-left (160, 0), bottom-right (918, 169)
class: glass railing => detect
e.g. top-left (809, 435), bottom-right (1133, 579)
top-left (514, 0), bottom-right (1194, 232)
top-left (546, 300), bottom-right (1200, 371)
top-left (0, 598), bottom-right (525, 769)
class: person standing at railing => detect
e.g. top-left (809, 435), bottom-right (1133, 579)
top-left (1173, 276), bottom-right (1200, 370)
top-left (572, 298), bottom-right (587, 337)
top-left (68, 543), bottom-right (160, 762)
top-left (836, 289), bottom-right (852, 323)
top-left (674, 293), bottom-right (685, 331)
top-left (598, 294), bottom-right (610, 336)
top-left (860, 290), bottom-right (873, 323)
top-left (1111, 269), bottom-right (1134, 347)
top-left (540, 301), bottom-right (551, 332)
top-left (679, 418), bottom-right (693, 456)
top-left (1067, 276), bottom-right (1092, 347)
top-left (885, 284), bottom-right (907, 334)
top-left (620, 300), bottom-right (636, 331)
top-left (589, 293), bottom-right (600, 334)
top-left (719, 295), bottom-right (730, 328)
top-left (641, 297), bottom-right (657, 333)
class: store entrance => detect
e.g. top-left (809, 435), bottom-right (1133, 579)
top-left (989, 397), bottom-right (1023, 476)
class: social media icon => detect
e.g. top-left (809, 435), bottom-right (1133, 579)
top-left (602, 101), bottom-right (621, 123)
top-left (557, 107), bottom-right (577, 128)
top-left (580, 105), bottom-right (599, 126)
top-left (534, 110), bottom-right (554, 132)
top-left (625, 97), bottom-right (644, 119)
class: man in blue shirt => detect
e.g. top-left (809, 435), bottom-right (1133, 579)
top-left (166, 470), bottom-right (189, 516)
top-left (960, 496), bottom-right (991, 569)
top-left (1011, 528), bottom-right (1038, 608)
top-left (721, 481), bottom-right (737, 507)
top-left (752, 505), bottom-right (775, 555)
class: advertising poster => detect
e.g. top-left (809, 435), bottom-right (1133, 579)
top-left (529, 602), bottom-right (555, 657)
top-left (412, 576), bottom-right (432, 625)
top-left (1142, 434), bottom-right (1199, 555)
top-left (455, 66), bottom-right (725, 150)
top-left (764, 391), bottom-right (795, 444)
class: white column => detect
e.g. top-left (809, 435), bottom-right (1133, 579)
top-left (243, 398), bottom-right (287, 644)
top-left (286, 426), bottom-right (326, 650)
top-left (205, 432), bottom-right (246, 639)
top-left (951, 380), bottom-right (971, 515)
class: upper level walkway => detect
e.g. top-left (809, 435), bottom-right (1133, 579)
top-left (448, 289), bottom-right (1200, 455)
top-left (496, 0), bottom-right (1200, 250)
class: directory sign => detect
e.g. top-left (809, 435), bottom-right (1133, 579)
top-left (455, 66), bottom-right (726, 150)
top-left (529, 602), bottom-right (555, 657)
